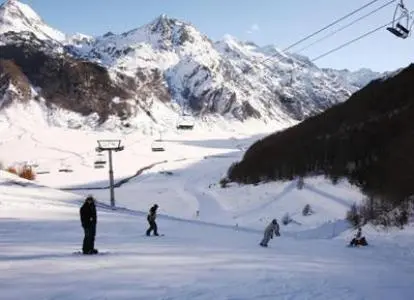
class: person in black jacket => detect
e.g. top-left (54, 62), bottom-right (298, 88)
top-left (146, 204), bottom-right (159, 236)
top-left (80, 195), bottom-right (98, 254)
top-left (349, 227), bottom-right (368, 247)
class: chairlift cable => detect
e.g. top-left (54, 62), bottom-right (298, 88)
top-left (258, 0), bottom-right (386, 66)
top-left (283, 0), bottom-right (384, 52)
top-left (296, 0), bottom-right (397, 53)
top-left (311, 13), bottom-right (410, 62)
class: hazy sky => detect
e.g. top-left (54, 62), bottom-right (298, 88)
top-left (3, 0), bottom-right (414, 72)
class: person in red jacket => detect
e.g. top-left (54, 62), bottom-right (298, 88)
top-left (80, 195), bottom-right (98, 254)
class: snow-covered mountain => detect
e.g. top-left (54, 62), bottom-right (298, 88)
top-left (323, 68), bottom-right (382, 89)
top-left (0, 0), bottom-right (382, 130)
top-left (0, 0), bottom-right (65, 41)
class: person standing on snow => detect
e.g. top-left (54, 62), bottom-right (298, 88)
top-left (260, 219), bottom-right (280, 247)
top-left (80, 195), bottom-right (98, 254)
top-left (146, 204), bottom-right (159, 236)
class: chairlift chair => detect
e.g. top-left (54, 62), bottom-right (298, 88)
top-left (387, 1), bottom-right (412, 39)
top-left (94, 154), bottom-right (106, 168)
top-left (176, 115), bottom-right (195, 130)
top-left (94, 158), bottom-right (106, 165)
top-left (151, 139), bottom-right (166, 152)
top-left (94, 160), bottom-right (106, 165)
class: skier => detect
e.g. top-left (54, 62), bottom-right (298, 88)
top-left (80, 195), bottom-right (98, 254)
top-left (260, 219), bottom-right (280, 247)
top-left (146, 204), bottom-right (159, 236)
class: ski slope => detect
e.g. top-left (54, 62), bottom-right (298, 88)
top-left (1, 171), bottom-right (414, 300)
top-left (1, 116), bottom-right (414, 299)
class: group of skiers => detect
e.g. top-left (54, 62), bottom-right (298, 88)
top-left (79, 195), bottom-right (366, 254)
top-left (79, 195), bottom-right (159, 254)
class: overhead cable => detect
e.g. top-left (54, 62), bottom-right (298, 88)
top-left (311, 14), bottom-right (408, 61)
top-left (283, 0), bottom-right (384, 51)
top-left (296, 0), bottom-right (396, 53)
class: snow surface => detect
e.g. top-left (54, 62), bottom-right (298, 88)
top-left (1, 109), bottom-right (414, 299)
top-left (323, 68), bottom-right (381, 89)
top-left (0, 0), bottom-right (66, 41)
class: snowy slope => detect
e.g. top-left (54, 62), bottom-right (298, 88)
top-left (1, 103), bottom-right (414, 299)
top-left (323, 67), bottom-right (382, 89)
top-left (0, 106), bottom-right (355, 233)
top-left (0, 0), bottom-right (65, 41)
top-left (1, 162), bottom-right (414, 300)
top-left (0, 108), bottom-right (392, 236)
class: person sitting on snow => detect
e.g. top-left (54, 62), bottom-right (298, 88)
top-left (260, 219), bottom-right (280, 247)
top-left (349, 227), bottom-right (368, 247)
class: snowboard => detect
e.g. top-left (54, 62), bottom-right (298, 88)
top-left (72, 251), bottom-right (110, 256)
top-left (346, 244), bottom-right (370, 248)
top-left (143, 234), bottom-right (165, 237)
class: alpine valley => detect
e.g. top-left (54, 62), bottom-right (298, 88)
top-left (0, 0), bottom-right (381, 131)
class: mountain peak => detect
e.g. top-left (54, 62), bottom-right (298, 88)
top-left (149, 13), bottom-right (185, 33)
top-left (158, 13), bottom-right (168, 20)
top-left (0, 0), bottom-right (43, 26)
top-left (0, 0), bottom-right (65, 41)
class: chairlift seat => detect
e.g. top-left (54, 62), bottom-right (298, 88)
top-left (94, 164), bottom-right (105, 169)
top-left (36, 171), bottom-right (50, 175)
top-left (94, 160), bottom-right (106, 165)
top-left (387, 2), bottom-right (412, 39)
top-left (176, 116), bottom-right (195, 130)
top-left (151, 140), bottom-right (166, 152)
top-left (396, 22), bottom-right (410, 34)
top-left (151, 146), bottom-right (165, 152)
top-left (387, 26), bottom-right (409, 38)
top-left (176, 123), bottom-right (194, 130)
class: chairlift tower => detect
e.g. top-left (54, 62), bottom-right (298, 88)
top-left (95, 139), bottom-right (124, 208)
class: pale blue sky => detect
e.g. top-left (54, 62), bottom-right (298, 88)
top-left (4, 0), bottom-right (414, 72)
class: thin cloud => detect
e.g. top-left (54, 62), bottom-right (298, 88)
top-left (247, 24), bottom-right (260, 34)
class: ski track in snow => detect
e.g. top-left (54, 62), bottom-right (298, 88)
top-left (304, 183), bottom-right (353, 209)
top-left (61, 160), bottom-right (168, 190)
top-left (235, 181), bottom-right (297, 219)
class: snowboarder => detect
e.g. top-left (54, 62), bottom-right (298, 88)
top-left (80, 195), bottom-right (98, 254)
top-left (146, 204), bottom-right (159, 236)
top-left (349, 227), bottom-right (368, 247)
top-left (260, 219), bottom-right (280, 247)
